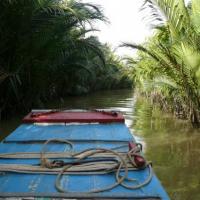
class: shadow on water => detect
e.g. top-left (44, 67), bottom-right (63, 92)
top-left (0, 89), bottom-right (200, 199)
top-left (0, 117), bottom-right (21, 141)
top-left (131, 97), bottom-right (200, 200)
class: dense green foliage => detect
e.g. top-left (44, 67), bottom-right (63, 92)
top-left (0, 0), bottom-right (131, 119)
top-left (124, 0), bottom-right (200, 126)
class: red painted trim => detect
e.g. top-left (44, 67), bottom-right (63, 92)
top-left (23, 111), bottom-right (125, 123)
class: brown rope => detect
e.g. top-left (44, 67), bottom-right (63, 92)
top-left (0, 139), bottom-right (153, 193)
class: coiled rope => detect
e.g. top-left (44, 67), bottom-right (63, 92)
top-left (0, 139), bottom-right (153, 193)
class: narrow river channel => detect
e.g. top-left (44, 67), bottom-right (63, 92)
top-left (0, 89), bottom-right (200, 199)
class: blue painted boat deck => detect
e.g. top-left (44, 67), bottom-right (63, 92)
top-left (0, 123), bottom-right (170, 199)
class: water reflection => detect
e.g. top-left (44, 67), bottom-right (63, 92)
top-left (132, 97), bottom-right (200, 200)
top-left (0, 117), bottom-right (21, 141)
top-left (0, 89), bottom-right (200, 199)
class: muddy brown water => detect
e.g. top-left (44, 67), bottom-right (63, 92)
top-left (0, 89), bottom-right (200, 199)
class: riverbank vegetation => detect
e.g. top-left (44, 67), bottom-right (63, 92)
top-left (124, 0), bottom-right (200, 127)
top-left (0, 0), bottom-right (131, 119)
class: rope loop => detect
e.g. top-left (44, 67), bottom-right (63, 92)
top-left (40, 139), bottom-right (73, 168)
top-left (0, 139), bottom-right (153, 193)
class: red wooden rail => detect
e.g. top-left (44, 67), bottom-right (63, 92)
top-left (23, 110), bottom-right (125, 123)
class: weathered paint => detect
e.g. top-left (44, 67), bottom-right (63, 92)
top-left (0, 122), bottom-right (170, 199)
top-left (4, 124), bottom-right (133, 143)
top-left (23, 111), bottom-right (125, 123)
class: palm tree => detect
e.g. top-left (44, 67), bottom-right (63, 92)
top-left (0, 0), bottom-right (106, 117)
top-left (123, 0), bottom-right (200, 126)
top-left (0, 0), bottom-right (131, 119)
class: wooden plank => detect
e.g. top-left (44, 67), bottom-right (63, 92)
top-left (4, 124), bottom-right (133, 142)
top-left (23, 111), bottom-right (125, 124)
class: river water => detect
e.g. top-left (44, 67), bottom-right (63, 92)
top-left (0, 89), bottom-right (200, 199)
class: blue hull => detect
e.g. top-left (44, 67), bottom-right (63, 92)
top-left (0, 121), bottom-right (170, 199)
